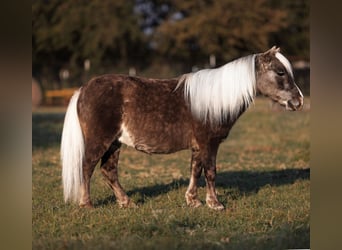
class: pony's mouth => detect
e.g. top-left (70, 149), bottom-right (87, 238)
top-left (278, 97), bottom-right (304, 111)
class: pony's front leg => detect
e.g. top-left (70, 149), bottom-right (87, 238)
top-left (204, 144), bottom-right (224, 210)
top-left (204, 164), bottom-right (224, 210)
top-left (185, 148), bottom-right (203, 208)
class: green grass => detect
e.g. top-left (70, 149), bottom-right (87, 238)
top-left (32, 98), bottom-right (310, 249)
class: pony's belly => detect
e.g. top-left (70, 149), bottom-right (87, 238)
top-left (118, 122), bottom-right (189, 154)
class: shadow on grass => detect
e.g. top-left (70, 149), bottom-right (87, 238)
top-left (95, 168), bottom-right (309, 207)
top-left (32, 113), bottom-right (65, 149)
top-left (35, 222), bottom-right (309, 250)
top-left (223, 221), bottom-right (310, 249)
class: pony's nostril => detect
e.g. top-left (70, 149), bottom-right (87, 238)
top-left (288, 97), bottom-right (304, 111)
top-left (293, 99), bottom-right (299, 107)
top-left (287, 100), bottom-right (296, 110)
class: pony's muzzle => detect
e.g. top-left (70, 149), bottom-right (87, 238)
top-left (287, 96), bottom-right (304, 111)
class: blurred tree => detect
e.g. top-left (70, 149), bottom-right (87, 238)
top-left (151, 0), bottom-right (287, 66)
top-left (32, 0), bottom-right (144, 87)
top-left (268, 0), bottom-right (309, 59)
top-left (33, 0), bottom-right (309, 89)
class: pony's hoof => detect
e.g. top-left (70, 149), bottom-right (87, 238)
top-left (79, 202), bottom-right (94, 209)
top-left (186, 198), bottom-right (203, 208)
top-left (118, 199), bottom-right (137, 208)
top-left (206, 200), bottom-right (225, 211)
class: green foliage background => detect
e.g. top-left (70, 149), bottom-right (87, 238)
top-left (32, 0), bottom-right (309, 90)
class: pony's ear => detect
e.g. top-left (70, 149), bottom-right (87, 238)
top-left (259, 46), bottom-right (280, 64)
top-left (264, 46), bottom-right (280, 56)
top-left (257, 46), bottom-right (280, 67)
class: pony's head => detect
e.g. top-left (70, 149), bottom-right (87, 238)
top-left (255, 46), bottom-right (304, 110)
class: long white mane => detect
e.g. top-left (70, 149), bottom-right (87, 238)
top-left (178, 54), bottom-right (256, 125)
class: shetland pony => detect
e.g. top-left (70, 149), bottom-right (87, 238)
top-left (61, 47), bottom-right (303, 210)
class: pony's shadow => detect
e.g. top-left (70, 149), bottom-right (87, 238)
top-left (95, 168), bottom-right (310, 207)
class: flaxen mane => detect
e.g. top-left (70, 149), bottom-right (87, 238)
top-left (177, 55), bottom-right (256, 125)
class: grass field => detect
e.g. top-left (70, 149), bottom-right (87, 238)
top-left (32, 98), bottom-right (310, 249)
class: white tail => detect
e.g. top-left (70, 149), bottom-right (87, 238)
top-left (60, 89), bottom-right (84, 203)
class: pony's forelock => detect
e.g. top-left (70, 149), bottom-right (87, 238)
top-left (179, 55), bottom-right (256, 125)
top-left (275, 52), bottom-right (294, 77)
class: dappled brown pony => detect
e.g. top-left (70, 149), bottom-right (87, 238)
top-left (61, 47), bottom-right (303, 210)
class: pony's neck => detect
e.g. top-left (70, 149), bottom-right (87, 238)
top-left (181, 54), bottom-right (256, 125)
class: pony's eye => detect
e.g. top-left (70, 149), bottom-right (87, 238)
top-left (276, 70), bottom-right (285, 76)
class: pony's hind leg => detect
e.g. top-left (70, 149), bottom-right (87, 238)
top-left (79, 137), bottom-right (112, 208)
top-left (79, 152), bottom-right (100, 208)
top-left (100, 140), bottom-right (133, 208)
